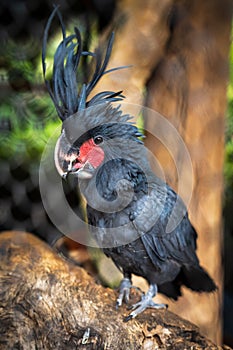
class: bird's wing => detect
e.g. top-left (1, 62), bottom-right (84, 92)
top-left (140, 217), bottom-right (198, 267)
top-left (132, 183), bottom-right (199, 266)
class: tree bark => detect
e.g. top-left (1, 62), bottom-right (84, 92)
top-left (92, 0), bottom-right (173, 105)
top-left (0, 231), bottom-right (230, 350)
top-left (145, 0), bottom-right (232, 344)
top-left (93, 0), bottom-right (232, 344)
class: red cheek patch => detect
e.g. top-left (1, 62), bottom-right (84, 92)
top-left (79, 139), bottom-right (104, 168)
top-left (79, 139), bottom-right (95, 158)
top-left (87, 147), bottom-right (105, 168)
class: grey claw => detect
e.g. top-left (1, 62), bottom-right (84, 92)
top-left (123, 314), bottom-right (133, 322)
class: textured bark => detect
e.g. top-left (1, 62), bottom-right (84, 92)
top-left (0, 231), bottom-right (230, 350)
top-left (93, 0), bottom-right (232, 344)
top-left (92, 0), bottom-right (173, 106)
top-left (145, 0), bottom-right (232, 344)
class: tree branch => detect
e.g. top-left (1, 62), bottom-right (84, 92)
top-left (0, 231), bottom-right (228, 349)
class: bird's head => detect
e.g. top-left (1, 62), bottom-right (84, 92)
top-left (54, 103), bottom-right (144, 181)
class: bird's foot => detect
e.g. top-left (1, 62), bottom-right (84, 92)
top-left (116, 277), bottom-right (132, 309)
top-left (124, 298), bottom-right (167, 322)
top-left (116, 277), bottom-right (142, 309)
top-left (123, 284), bottom-right (168, 322)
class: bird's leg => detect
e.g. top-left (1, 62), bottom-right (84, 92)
top-left (116, 274), bottom-right (132, 309)
top-left (124, 284), bottom-right (168, 322)
top-left (116, 274), bottom-right (145, 309)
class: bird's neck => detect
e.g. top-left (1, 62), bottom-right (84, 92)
top-left (79, 158), bottom-right (149, 213)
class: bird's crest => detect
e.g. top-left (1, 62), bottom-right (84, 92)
top-left (42, 6), bottom-right (128, 121)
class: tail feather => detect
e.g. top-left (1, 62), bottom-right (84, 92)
top-left (158, 265), bottom-right (217, 300)
top-left (181, 265), bottom-right (217, 292)
top-left (158, 281), bottom-right (182, 300)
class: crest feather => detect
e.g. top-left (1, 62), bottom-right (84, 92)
top-left (42, 6), bottom-right (129, 121)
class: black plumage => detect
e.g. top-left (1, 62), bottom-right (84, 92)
top-left (43, 9), bottom-right (217, 321)
top-left (42, 6), bottom-right (126, 120)
top-left (81, 117), bottom-right (216, 299)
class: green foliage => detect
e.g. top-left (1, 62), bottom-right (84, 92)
top-left (0, 35), bottom-right (61, 163)
top-left (0, 92), bottom-right (61, 162)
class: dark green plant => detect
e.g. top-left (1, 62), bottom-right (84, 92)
top-left (0, 93), bottom-right (60, 162)
top-left (0, 34), bottom-right (62, 163)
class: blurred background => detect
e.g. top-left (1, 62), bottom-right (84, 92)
top-left (0, 0), bottom-right (232, 346)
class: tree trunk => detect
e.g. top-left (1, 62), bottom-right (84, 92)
top-left (145, 0), bottom-right (232, 344)
top-left (93, 0), bottom-right (232, 344)
top-left (0, 231), bottom-right (231, 350)
top-left (92, 0), bottom-right (173, 105)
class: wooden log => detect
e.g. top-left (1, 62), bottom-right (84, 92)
top-left (0, 231), bottom-right (228, 350)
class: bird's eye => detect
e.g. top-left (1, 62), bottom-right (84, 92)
top-left (93, 135), bottom-right (103, 145)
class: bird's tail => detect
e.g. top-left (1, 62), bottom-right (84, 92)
top-left (181, 265), bottom-right (217, 292)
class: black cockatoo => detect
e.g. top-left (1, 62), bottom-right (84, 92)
top-left (42, 8), bottom-right (216, 321)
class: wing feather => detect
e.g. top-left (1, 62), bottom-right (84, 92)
top-left (136, 183), bottom-right (199, 267)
